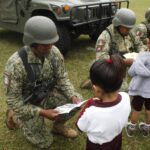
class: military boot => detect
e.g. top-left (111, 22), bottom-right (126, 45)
top-left (80, 79), bottom-right (92, 89)
top-left (5, 109), bottom-right (19, 130)
top-left (52, 121), bottom-right (78, 138)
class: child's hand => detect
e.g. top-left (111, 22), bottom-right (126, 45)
top-left (124, 58), bottom-right (134, 66)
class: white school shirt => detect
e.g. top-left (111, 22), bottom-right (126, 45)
top-left (77, 92), bottom-right (131, 145)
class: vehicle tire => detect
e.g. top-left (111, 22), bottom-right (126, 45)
top-left (55, 24), bottom-right (71, 55)
top-left (89, 32), bottom-right (100, 41)
top-left (89, 21), bottom-right (111, 41)
top-left (89, 25), bottom-right (104, 41)
top-left (70, 32), bottom-right (80, 40)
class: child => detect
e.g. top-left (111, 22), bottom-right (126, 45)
top-left (77, 55), bottom-right (131, 150)
top-left (126, 35), bottom-right (150, 137)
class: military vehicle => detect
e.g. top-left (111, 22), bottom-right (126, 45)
top-left (0, 0), bottom-right (129, 54)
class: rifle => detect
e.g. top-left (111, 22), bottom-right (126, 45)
top-left (24, 79), bottom-right (56, 105)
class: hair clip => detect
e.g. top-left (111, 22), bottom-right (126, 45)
top-left (106, 58), bottom-right (113, 64)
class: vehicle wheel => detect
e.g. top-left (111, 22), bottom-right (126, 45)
top-left (70, 31), bottom-right (80, 40)
top-left (89, 32), bottom-right (100, 41)
top-left (55, 24), bottom-right (71, 55)
top-left (89, 25), bottom-right (104, 41)
top-left (89, 22), bottom-right (110, 41)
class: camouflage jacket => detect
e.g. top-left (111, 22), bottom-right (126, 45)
top-left (132, 21), bottom-right (150, 45)
top-left (96, 24), bottom-right (147, 60)
top-left (4, 45), bottom-right (79, 119)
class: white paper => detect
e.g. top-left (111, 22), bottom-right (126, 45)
top-left (55, 100), bottom-right (87, 114)
top-left (123, 52), bottom-right (138, 60)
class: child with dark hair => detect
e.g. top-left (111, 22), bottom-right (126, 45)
top-left (126, 35), bottom-right (150, 137)
top-left (77, 55), bottom-right (131, 150)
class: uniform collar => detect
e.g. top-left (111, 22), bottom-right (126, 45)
top-left (27, 46), bottom-right (43, 64)
top-left (92, 94), bottom-right (121, 108)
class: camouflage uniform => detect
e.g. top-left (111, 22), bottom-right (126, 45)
top-left (4, 45), bottom-right (82, 149)
top-left (133, 21), bottom-right (150, 45)
top-left (95, 24), bottom-right (147, 91)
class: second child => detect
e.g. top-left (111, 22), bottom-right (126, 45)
top-left (126, 33), bottom-right (150, 137)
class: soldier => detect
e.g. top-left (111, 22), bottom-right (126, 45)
top-left (132, 8), bottom-right (150, 46)
top-left (4, 16), bottom-right (82, 149)
top-left (81, 8), bottom-right (147, 91)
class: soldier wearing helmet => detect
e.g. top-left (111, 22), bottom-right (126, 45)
top-left (133, 8), bottom-right (150, 45)
top-left (4, 16), bottom-right (82, 149)
top-left (81, 8), bottom-right (147, 91)
top-left (96, 8), bottom-right (146, 64)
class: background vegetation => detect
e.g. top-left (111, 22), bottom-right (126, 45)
top-left (0, 0), bottom-right (149, 149)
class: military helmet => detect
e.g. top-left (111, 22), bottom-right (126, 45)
top-left (23, 16), bottom-right (59, 45)
top-left (145, 8), bottom-right (150, 22)
top-left (112, 8), bottom-right (136, 28)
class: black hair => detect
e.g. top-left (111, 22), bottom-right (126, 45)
top-left (90, 54), bottom-right (126, 93)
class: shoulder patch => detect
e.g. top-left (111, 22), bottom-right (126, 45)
top-left (96, 39), bottom-right (106, 52)
top-left (96, 45), bottom-right (103, 52)
top-left (136, 31), bottom-right (142, 37)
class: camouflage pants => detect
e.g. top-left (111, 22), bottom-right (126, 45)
top-left (19, 88), bottom-right (71, 149)
top-left (22, 116), bottom-right (52, 149)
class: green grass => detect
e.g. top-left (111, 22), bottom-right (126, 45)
top-left (0, 0), bottom-right (150, 149)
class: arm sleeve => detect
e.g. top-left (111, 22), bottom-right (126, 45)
top-left (76, 99), bottom-right (93, 132)
top-left (128, 53), bottom-right (150, 77)
top-left (77, 110), bottom-right (89, 132)
top-left (95, 30), bottom-right (111, 60)
top-left (128, 63), bottom-right (137, 77)
top-left (134, 24), bottom-right (147, 45)
top-left (130, 31), bottom-right (147, 52)
top-left (52, 47), bottom-right (82, 101)
top-left (4, 57), bottom-right (41, 121)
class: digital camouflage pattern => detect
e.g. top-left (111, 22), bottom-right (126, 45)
top-left (95, 24), bottom-right (147, 91)
top-left (133, 21), bottom-right (150, 45)
top-left (4, 45), bottom-right (82, 149)
top-left (96, 24), bottom-right (147, 59)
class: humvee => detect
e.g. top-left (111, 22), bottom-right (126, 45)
top-left (0, 0), bottom-right (129, 54)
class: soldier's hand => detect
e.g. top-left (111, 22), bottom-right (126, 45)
top-left (39, 109), bottom-right (59, 120)
top-left (124, 58), bottom-right (134, 66)
top-left (71, 96), bottom-right (81, 104)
